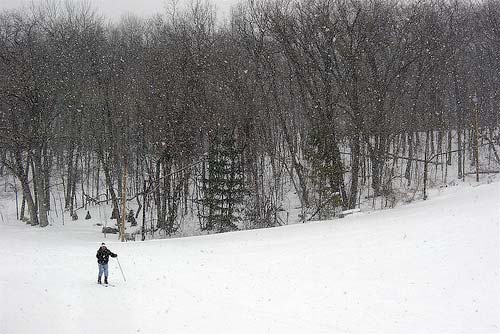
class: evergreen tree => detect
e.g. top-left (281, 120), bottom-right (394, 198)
top-left (127, 210), bottom-right (137, 226)
top-left (305, 126), bottom-right (345, 219)
top-left (201, 128), bottom-right (246, 233)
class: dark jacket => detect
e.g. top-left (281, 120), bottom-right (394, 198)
top-left (96, 247), bottom-right (117, 264)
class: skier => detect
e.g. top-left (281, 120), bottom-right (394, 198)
top-left (96, 242), bottom-right (117, 284)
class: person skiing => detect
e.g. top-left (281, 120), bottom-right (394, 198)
top-left (96, 242), bottom-right (117, 284)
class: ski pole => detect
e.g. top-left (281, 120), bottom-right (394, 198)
top-left (116, 257), bottom-right (126, 282)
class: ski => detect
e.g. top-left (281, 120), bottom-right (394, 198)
top-left (96, 283), bottom-right (116, 287)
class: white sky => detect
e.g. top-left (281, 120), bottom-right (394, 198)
top-left (0, 0), bottom-right (237, 22)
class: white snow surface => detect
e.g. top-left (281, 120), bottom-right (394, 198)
top-left (0, 183), bottom-right (499, 334)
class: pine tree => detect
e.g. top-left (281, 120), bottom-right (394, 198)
top-left (127, 210), bottom-right (137, 226)
top-left (201, 128), bottom-right (245, 233)
top-left (305, 127), bottom-right (345, 219)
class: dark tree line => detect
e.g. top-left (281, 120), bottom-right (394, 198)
top-left (0, 0), bottom-right (499, 234)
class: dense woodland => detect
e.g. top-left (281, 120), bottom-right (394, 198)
top-left (0, 0), bottom-right (499, 237)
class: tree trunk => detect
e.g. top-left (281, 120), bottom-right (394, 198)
top-left (14, 150), bottom-right (37, 225)
top-left (447, 129), bottom-right (452, 166)
top-left (65, 144), bottom-right (75, 209)
top-left (458, 129), bottom-right (463, 179)
top-left (98, 147), bottom-right (121, 226)
top-left (369, 135), bottom-right (386, 197)
top-left (348, 134), bottom-right (360, 209)
top-left (120, 156), bottom-right (128, 242)
top-left (43, 144), bottom-right (51, 211)
top-left (34, 147), bottom-right (49, 227)
top-left (405, 132), bottom-right (413, 186)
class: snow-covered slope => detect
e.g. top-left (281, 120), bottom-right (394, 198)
top-left (0, 182), bottom-right (499, 334)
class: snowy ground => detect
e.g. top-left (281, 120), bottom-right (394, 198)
top-left (0, 182), bottom-right (499, 334)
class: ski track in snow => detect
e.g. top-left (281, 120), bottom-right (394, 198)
top-left (0, 182), bottom-right (499, 334)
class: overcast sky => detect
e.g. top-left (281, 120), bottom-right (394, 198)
top-left (0, 0), bottom-right (237, 22)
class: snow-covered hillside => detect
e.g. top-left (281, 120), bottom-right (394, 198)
top-left (0, 182), bottom-right (499, 334)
